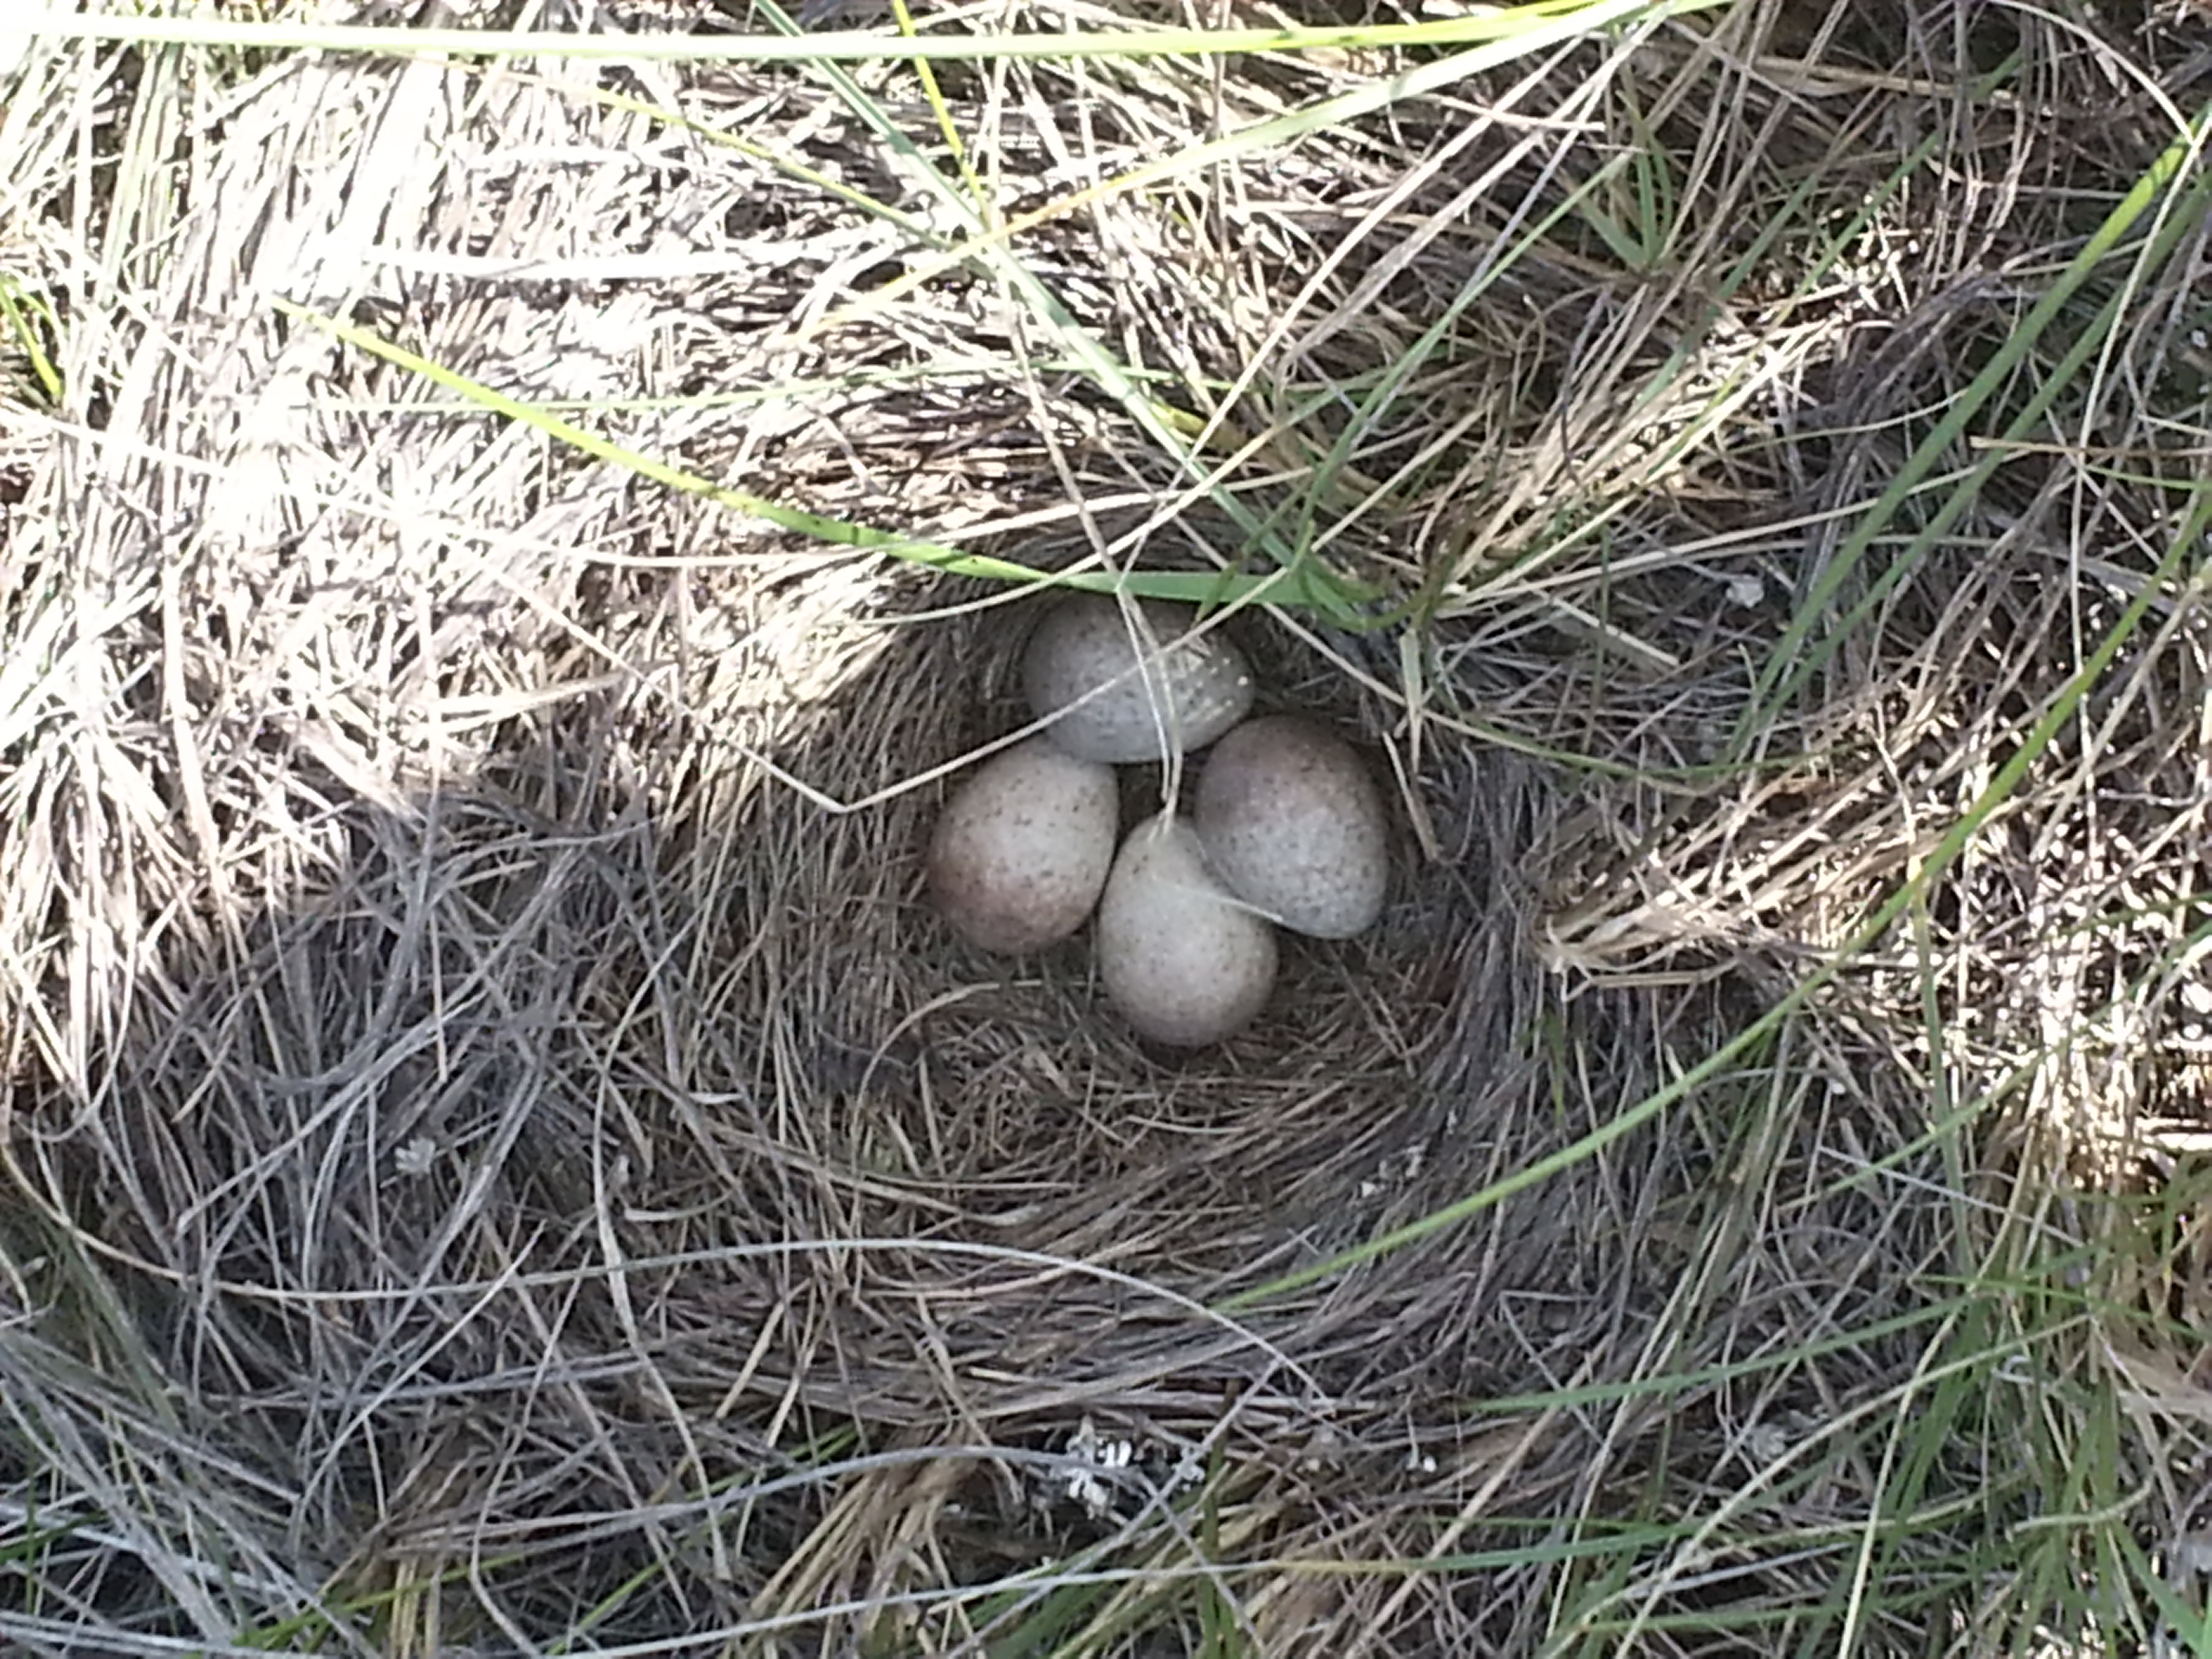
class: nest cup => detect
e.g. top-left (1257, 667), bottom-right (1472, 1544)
top-left (661, 559), bottom-right (1636, 1448)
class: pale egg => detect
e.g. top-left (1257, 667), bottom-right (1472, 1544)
top-left (1021, 594), bottom-right (1254, 764)
top-left (927, 738), bottom-right (1120, 953)
top-left (1193, 715), bottom-right (1387, 939)
top-left (1094, 813), bottom-right (1277, 1046)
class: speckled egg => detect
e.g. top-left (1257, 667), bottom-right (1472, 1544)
top-left (927, 738), bottom-right (1120, 954)
top-left (1021, 594), bottom-right (1254, 764)
top-left (1094, 813), bottom-right (1277, 1047)
top-left (1193, 716), bottom-right (1388, 939)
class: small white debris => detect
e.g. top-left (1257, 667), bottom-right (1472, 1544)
top-left (1171, 1448), bottom-right (1205, 1492)
top-left (1745, 1424), bottom-right (1794, 1465)
top-left (394, 1135), bottom-right (439, 1178)
top-left (1060, 1417), bottom-right (1134, 1521)
top-left (1029, 1420), bottom-right (1206, 1524)
top-left (1725, 573), bottom-right (1765, 609)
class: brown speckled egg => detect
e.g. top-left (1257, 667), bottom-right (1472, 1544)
top-left (1021, 594), bottom-right (1254, 763)
top-left (927, 739), bottom-right (1119, 953)
top-left (1193, 716), bottom-right (1387, 939)
top-left (1094, 813), bottom-right (1277, 1046)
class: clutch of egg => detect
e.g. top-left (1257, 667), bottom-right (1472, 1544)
top-left (1193, 716), bottom-right (1387, 941)
top-left (926, 593), bottom-right (1389, 1047)
top-left (927, 738), bottom-right (1120, 954)
top-left (1021, 594), bottom-right (1253, 762)
top-left (1093, 813), bottom-right (1277, 1047)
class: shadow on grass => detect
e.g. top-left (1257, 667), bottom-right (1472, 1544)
top-left (0, 516), bottom-right (1820, 1652)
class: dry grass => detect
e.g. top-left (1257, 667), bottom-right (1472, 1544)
top-left (5, 0), bottom-right (2212, 1654)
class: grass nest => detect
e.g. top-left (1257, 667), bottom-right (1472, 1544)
top-left (6, 0), bottom-right (2212, 1654)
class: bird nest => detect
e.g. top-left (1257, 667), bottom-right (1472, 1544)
top-left (644, 565), bottom-right (1560, 1427)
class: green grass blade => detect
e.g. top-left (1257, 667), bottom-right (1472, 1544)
top-left (271, 299), bottom-right (1331, 607)
top-left (1730, 102), bottom-right (2212, 755)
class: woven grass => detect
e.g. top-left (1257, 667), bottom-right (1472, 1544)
top-left (5, 0), bottom-right (2212, 1654)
